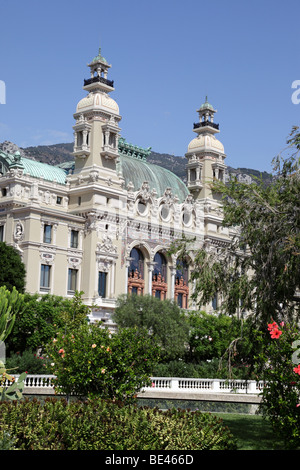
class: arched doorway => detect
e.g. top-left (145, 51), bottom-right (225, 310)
top-left (152, 252), bottom-right (168, 300)
top-left (128, 247), bottom-right (145, 295)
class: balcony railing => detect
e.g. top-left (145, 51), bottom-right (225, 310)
top-left (193, 121), bottom-right (219, 130)
top-left (84, 76), bottom-right (114, 88)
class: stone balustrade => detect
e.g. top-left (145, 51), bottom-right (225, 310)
top-left (4, 374), bottom-right (264, 397)
top-left (146, 377), bottom-right (264, 394)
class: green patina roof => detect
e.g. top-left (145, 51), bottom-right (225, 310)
top-left (118, 153), bottom-right (189, 202)
top-left (21, 157), bottom-right (67, 184)
top-left (0, 151), bottom-right (67, 185)
top-left (117, 138), bottom-right (189, 202)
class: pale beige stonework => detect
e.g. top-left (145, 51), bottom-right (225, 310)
top-left (0, 51), bottom-right (233, 325)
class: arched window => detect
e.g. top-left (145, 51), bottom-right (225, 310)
top-left (176, 258), bottom-right (188, 284)
top-left (153, 252), bottom-right (167, 281)
top-left (152, 252), bottom-right (167, 300)
top-left (129, 247), bottom-right (144, 278)
top-left (175, 258), bottom-right (189, 308)
top-left (128, 247), bottom-right (144, 295)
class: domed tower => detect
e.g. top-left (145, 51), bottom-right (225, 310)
top-left (73, 48), bottom-right (122, 176)
top-left (185, 98), bottom-right (226, 201)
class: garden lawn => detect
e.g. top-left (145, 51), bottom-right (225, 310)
top-left (216, 413), bottom-right (285, 450)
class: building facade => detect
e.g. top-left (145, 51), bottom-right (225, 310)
top-left (0, 49), bottom-right (232, 324)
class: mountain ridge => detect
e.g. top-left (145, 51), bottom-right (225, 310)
top-left (0, 141), bottom-right (273, 185)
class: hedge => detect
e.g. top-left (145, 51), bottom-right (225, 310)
top-left (0, 397), bottom-right (237, 450)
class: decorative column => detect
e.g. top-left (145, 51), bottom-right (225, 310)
top-left (170, 266), bottom-right (176, 300)
top-left (147, 261), bottom-right (156, 295)
top-left (125, 257), bottom-right (132, 294)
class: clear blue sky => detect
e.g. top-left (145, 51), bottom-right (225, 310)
top-left (0, 0), bottom-right (299, 172)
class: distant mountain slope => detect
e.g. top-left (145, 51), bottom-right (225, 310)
top-left (0, 141), bottom-right (272, 185)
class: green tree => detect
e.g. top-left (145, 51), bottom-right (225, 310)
top-left (46, 322), bottom-right (160, 402)
top-left (176, 131), bottom-right (300, 328)
top-left (6, 291), bottom-right (89, 355)
top-left (113, 294), bottom-right (189, 361)
top-left (0, 243), bottom-right (26, 293)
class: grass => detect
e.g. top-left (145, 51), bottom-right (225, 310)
top-left (215, 413), bottom-right (285, 450)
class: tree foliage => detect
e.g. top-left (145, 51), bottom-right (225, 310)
top-left (6, 291), bottom-right (90, 354)
top-left (176, 129), bottom-right (300, 327)
top-left (113, 294), bottom-right (189, 361)
top-left (0, 242), bottom-right (26, 293)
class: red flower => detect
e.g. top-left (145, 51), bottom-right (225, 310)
top-left (293, 364), bottom-right (300, 375)
top-left (268, 322), bottom-right (278, 331)
top-left (270, 328), bottom-right (282, 339)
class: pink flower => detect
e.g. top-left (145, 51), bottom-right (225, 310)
top-left (151, 382), bottom-right (155, 387)
top-left (58, 348), bottom-right (65, 358)
top-left (101, 369), bottom-right (105, 374)
top-left (91, 344), bottom-right (96, 348)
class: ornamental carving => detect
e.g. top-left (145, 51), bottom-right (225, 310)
top-left (97, 233), bottom-right (117, 254)
top-left (14, 220), bottom-right (24, 242)
top-left (152, 273), bottom-right (168, 300)
top-left (174, 276), bottom-right (189, 309)
top-left (128, 269), bottom-right (144, 296)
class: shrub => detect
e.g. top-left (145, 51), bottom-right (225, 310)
top-left (46, 322), bottom-right (160, 402)
top-left (5, 350), bottom-right (49, 374)
top-left (0, 398), bottom-right (237, 450)
top-left (0, 432), bottom-right (16, 450)
top-left (256, 321), bottom-right (300, 449)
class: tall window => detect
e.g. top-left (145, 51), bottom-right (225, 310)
top-left (40, 264), bottom-right (51, 291)
top-left (0, 225), bottom-right (3, 242)
top-left (175, 258), bottom-right (189, 309)
top-left (152, 252), bottom-right (168, 300)
top-left (129, 247), bottom-right (144, 278)
top-left (43, 224), bottom-right (52, 244)
top-left (153, 252), bottom-right (167, 281)
top-left (70, 229), bottom-right (79, 249)
top-left (128, 247), bottom-right (145, 296)
top-left (98, 272), bottom-right (107, 297)
top-left (68, 268), bottom-right (78, 294)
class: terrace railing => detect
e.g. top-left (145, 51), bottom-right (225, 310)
top-left (4, 375), bottom-right (264, 395)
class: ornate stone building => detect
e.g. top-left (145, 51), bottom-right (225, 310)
top-left (0, 49), bottom-right (232, 325)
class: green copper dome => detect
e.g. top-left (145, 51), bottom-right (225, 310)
top-left (91, 47), bottom-right (107, 64)
top-left (199, 96), bottom-right (215, 111)
top-left (119, 153), bottom-right (189, 202)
